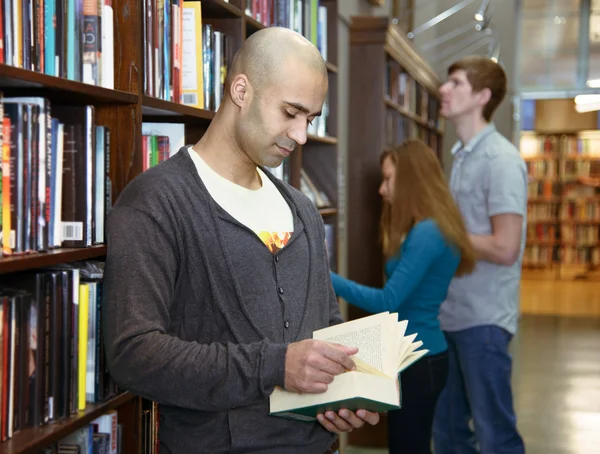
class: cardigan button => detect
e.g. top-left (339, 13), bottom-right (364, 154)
top-left (278, 287), bottom-right (284, 294)
top-left (284, 321), bottom-right (290, 329)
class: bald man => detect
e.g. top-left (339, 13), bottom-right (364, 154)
top-left (103, 27), bottom-right (379, 453)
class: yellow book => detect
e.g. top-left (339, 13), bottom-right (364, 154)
top-left (78, 283), bottom-right (89, 411)
top-left (181, 1), bottom-right (204, 109)
top-left (269, 312), bottom-right (428, 421)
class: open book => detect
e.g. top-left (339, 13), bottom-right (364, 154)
top-left (269, 312), bottom-right (429, 421)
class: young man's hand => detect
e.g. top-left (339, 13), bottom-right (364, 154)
top-left (317, 409), bottom-right (380, 433)
top-left (284, 339), bottom-right (357, 393)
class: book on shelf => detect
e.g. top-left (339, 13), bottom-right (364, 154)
top-left (0, 94), bottom-right (112, 256)
top-left (141, 122), bottom-right (186, 171)
top-left (269, 312), bottom-right (428, 421)
top-left (1, 0), bottom-right (114, 88)
top-left (0, 261), bottom-right (118, 442)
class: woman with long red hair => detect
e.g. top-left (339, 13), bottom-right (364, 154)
top-left (331, 139), bottom-right (476, 454)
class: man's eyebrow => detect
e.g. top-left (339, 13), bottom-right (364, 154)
top-left (283, 101), bottom-right (321, 117)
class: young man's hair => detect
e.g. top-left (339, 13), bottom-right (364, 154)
top-left (448, 56), bottom-right (507, 122)
top-left (379, 139), bottom-right (476, 277)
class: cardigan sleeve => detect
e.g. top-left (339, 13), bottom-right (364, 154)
top-left (330, 220), bottom-right (448, 314)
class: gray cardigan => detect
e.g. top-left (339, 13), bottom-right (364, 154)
top-left (103, 148), bottom-right (342, 453)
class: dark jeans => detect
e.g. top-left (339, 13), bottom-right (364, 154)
top-left (388, 350), bottom-right (449, 454)
top-left (432, 325), bottom-right (525, 454)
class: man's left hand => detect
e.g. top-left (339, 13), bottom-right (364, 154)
top-left (316, 409), bottom-right (380, 433)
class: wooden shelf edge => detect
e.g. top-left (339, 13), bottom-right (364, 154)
top-left (326, 62), bottom-right (338, 74)
top-left (142, 96), bottom-right (215, 121)
top-left (204, 0), bottom-right (244, 17)
top-left (319, 207), bottom-right (338, 216)
top-left (306, 134), bottom-right (338, 145)
top-left (384, 97), bottom-right (441, 133)
top-left (0, 64), bottom-right (138, 104)
top-left (0, 245), bottom-right (107, 275)
top-left (0, 392), bottom-right (135, 454)
top-left (245, 15), bottom-right (265, 32)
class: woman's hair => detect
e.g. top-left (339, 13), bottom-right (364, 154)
top-left (379, 139), bottom-right (476, 276)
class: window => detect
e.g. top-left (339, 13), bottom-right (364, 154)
top-left (517, 0), bottom-right (600, 91)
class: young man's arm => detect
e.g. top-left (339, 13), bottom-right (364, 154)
top-left (469, 213), bottom-right (523, 266)
top-left (469, 150), bottom-right (527, 267)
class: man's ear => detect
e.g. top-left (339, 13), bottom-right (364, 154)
top-left (478, 87), bottom-right (492, 107)
top-left (230, 74), bottom-right (249, 108)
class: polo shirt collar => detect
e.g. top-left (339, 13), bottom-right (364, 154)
top-left (451, 122), bottom-right (497, 156)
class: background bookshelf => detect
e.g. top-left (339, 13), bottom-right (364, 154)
top-left (520, 98), bottom-right (600, 280)
top-left (0, 0), bottom-right (340, 452)
top-left (344, 16), bottom-right (444, 448)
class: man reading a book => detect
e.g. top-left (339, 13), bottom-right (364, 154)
top-left (102, 26), bottom-right (379, 454)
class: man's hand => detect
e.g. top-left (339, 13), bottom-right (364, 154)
top-left (317, 409), bottom-right (380, 433)
top-left (285, 339), bottom-right (357, 394)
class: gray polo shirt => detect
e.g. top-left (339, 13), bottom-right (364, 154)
top-left (439, 123), bottom-right (528, 335)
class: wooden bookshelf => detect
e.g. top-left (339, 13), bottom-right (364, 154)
top-left (521, 128), bottom-right (600, 278)
top-left (345, 16), bottom-right (445, 448)
top-left (0, 393), bottom-right (137, 454)
top-left (141, 95), bottom-right (216, 122)
top-left (0, 246), bottom-right (107, 275)
top-left (0, 0), bottom-right (341, 452)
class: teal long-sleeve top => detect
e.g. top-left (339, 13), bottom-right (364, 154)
top-left (330, 219), bottom-right (461, 356)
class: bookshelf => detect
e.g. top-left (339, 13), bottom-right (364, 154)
top-left (0, 0), bottom-right (340, 452)
top-left (520, 99), bottom-right (600, 280)
top-left (345, 16), bottom-right (444, 448)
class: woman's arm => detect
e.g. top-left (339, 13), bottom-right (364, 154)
top-left (330, 220), bottom-right (447, 313)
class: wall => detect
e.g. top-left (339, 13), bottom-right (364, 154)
top-left (336, 0), bottom-right (393, 321)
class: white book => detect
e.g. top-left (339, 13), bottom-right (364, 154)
top-left (270, 312), bottom-right (428, 421)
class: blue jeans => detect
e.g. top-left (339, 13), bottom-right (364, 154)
top-left (432, 325), bottom-right (525, 454)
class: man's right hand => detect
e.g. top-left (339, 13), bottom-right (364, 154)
top-left (284, 339), bottom-right (358, 394)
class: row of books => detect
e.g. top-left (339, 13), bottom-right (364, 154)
top-left (0, 95), bottom-right (111, 256)
top-left (526, 160), bottom-right (556, 178)
top-left (0, 262), bottom-right (117, 443)
top-left (521, 133), bottom-right (600, 157)
top-left (42, 410), bottom-right (120, 454)
top-left (526, 224), bottom-right (599, 243)
top-left (385, 59), bottom-right (441, 129)
top-left (527, 203), bottom-right (556, 222)
top-left (0, 0), bottom-right (114, 88)
top-left (560, 225), bottom-right (600, 244)
top-left (141, 123), bottom-right (186, 172)
top-left (526, 224), bottom-right (556, 242)
top-left (560, 201), bottom-right (600, 221)
top-left (524, 202), bottom-right (600, 222)
top-left (144, 0), bottom-right (231, 112)
top-left (523, 245), bottom-right (600, 266)
top-left (245, 0), bottom-right (329, 62)
top-left (142, 135), bottom-right (171, 171)
top-left (524, 158), bottom-right (597, 181)
top-left (144, 0), bottom-right (330, 113)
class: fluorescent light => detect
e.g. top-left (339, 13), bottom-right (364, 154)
top-left (475, 0), bottom-right (490, 21)
top-left (575, 102), bottom-right (600, 113)
top-left (574, 94), bottom-right (600, 105)
top-left (587, 79), bottom-right (600, 88)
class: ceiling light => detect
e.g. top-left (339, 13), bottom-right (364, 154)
top-left (475, 0), bottom-right (490, 21)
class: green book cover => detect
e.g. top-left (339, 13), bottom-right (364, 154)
top-left (271, 396), bottom-right (401, 422)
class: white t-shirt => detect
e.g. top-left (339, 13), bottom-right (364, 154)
top-left (188, 147), bottom-right (294, 253)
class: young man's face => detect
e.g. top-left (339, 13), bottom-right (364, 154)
top-left (237, 58), bottom-right (327, 169)
top-left (439, 69), bottom-right (485, 122)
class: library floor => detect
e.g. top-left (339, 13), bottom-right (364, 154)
top-left (345, 278), bottom-right (600, 454)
